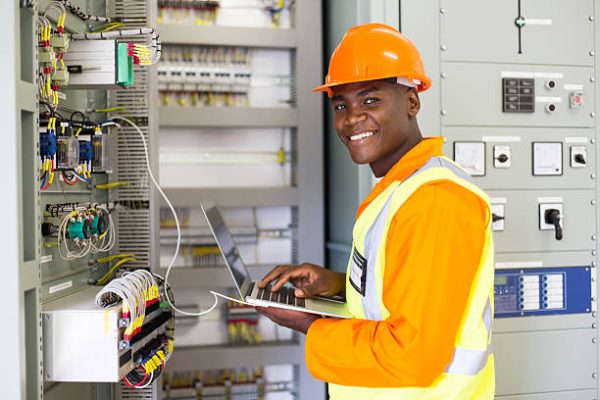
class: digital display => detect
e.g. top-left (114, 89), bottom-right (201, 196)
top-left (495, 275), bottom-right (508, 285)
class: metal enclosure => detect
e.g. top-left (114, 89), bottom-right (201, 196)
top-left (2, 0), bottom-right (161, 399)
top-left (401, 0), bottom-right (600, 398)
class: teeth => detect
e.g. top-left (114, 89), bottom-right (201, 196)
top-left (349, 131), bottom-right (375, 141)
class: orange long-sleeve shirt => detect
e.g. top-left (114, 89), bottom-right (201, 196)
top-left (305, 137), bottom-right (489, 388)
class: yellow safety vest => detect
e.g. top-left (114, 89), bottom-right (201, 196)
top-left (330, 156), bottom-right (495, 400)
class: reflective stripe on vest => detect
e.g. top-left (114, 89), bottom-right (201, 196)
top-left (334, 155), bottom-right (495, 399)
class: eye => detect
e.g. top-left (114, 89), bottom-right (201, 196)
top-left (363, 97), bottom-right (380, 106)
top-left (333, 103), bottom-right (347, 111)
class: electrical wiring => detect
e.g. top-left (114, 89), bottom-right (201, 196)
top-left (56, 0), bottom-right (112, 23)
top-left (95, 182), bottom-right (130, 190)
top-left (70, 28), bottom-right (162, 65)
top-left (95, 257), bottom-right (137, 286)
top-left (111, 116), bottom-right (244, 316)
top-left (97, 253), bottom-right (136, 263)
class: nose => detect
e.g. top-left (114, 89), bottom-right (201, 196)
top-left (345, 105), bottom-right (367, 126)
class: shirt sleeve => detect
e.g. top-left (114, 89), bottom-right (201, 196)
top-left (305, 181), bottom-right (489, 387)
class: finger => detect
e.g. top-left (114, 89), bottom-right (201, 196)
top-left (258, 265), bottom-right (293, 288)
top-left (271, 268), bottom-right (311, 292)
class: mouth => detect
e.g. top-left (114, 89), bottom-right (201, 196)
top-left (347, 130), bottom-right (377, 142)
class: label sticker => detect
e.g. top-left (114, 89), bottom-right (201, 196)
top-left (495, 261), bottom-right (544, 269)
top-left (41, 255), bottom-right (53, 264)
top-left (564, 84), bottom-right (584, 91)
top-left (49, 281), bottom-right (73, 294)
top-left (349, 247), bottom-right (367, 296)
top-left (482, 136), bottom-right (521, 143)
top-left (536, 96), bottom-right (562, 103)
top-left (564, 137), bottom-right (588, 143)
top-left (523, 18), bottom-right (553, 25)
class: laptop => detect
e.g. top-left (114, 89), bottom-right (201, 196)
top-left (201, 200), bottom-right (351, 319)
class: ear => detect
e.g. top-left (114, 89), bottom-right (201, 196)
top-left (406, 88), bottom-right (421, 117)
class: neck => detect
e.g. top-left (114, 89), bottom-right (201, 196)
top-left (370, 130), bottom-right (423, 178)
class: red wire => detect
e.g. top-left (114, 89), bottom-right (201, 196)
top-left (62, 172), bottom-right (77, 186)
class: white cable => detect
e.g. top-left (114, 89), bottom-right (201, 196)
top-left (112, 116), bottom-right (229, 317)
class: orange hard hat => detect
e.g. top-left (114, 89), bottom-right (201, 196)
top-left (313, 23), bottom-right (431, 96)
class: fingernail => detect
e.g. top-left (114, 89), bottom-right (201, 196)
top-left (295, 289), bottom-right (303, 297)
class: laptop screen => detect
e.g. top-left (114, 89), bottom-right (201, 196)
top-left (202, 201), bottom-right (250, 291)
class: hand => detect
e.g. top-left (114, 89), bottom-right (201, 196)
top-left (255, 306), bottom-right (320, 334)
top-left (258, 263), bottom-right (345, 298)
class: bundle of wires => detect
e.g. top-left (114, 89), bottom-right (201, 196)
top-left (71, 28), bottom-right (162, 65)
top-left (43, 1), bottom-right (66, 35)
top-left (94, 254), bottom-right (137, 286)
top-left (57, 205), bottom-right (116, 260)
top-left (90, 205), bottom-right (116, 253)
top-left (57, 207), bottom-right (91, 260)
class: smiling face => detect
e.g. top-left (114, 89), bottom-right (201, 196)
top-left (331, 79), bottom-right (422, 177)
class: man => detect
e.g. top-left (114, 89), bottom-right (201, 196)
top-left (257, 23), bottom-right (495, 399)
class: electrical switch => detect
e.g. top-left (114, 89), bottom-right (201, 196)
top-left (569, 91), bottom-right (584, 109)
top-left (493, 145), bottom-right (511, 168)
top-left (490, 203), bottom-right (505, 231)
top-left (533, 142), bottom-right (562, 176)
top-left (570, 146), bottom-right (587, 168)
top-left (539, 203), bottom-right (563, 241)
top-left (453, 142), bottom-right (485, 176)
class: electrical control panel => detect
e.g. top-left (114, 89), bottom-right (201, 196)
top-left (401, 0), bottom-right (600, 397)
top-left (494, 267), bottom-right (592, 317)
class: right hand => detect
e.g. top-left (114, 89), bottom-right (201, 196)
top-left (258, 263), bottom-right (345, 298)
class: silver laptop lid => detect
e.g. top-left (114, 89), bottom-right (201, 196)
top-left (200, 200), bottom-right (251, 298)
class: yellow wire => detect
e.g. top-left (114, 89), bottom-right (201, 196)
top-left (93, 107), bottom-right (124, 113)
top-left (95, 181), bottom-right (130, 190)
top-left (97, 253), bottom-right (136, 263)
top-left (96, 257), bottom-right (137, 285)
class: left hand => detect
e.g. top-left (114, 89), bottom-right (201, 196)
top-left (255, 306), bottom-right (320, 334)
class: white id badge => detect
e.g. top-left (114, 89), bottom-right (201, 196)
top-left (349, 247), bottom-right (367, 296)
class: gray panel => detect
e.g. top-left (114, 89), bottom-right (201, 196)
top-left (443, 127), bottom-right (595, 190)
top-left (163, 187), bottom-right (299, 208)
top-left (497, 389), bottom-right (597, 400)
top-left (168, 343), bottom-right (301, 371)
top-left (488, 189), bottom-right (595, 253)
top-left (401, 0), bottom-right (441, 138)
top-left (493, 329), bottom-right (597, 395)
top-left (440, 0), bottom-right (594, 66)
top-left (44, 383), bottom-right (94, 400)
top-left (441, 63), bottom-right (595, 128)
top-left (159, 24), bottom-right (297, 48)
top-left (159, 106), bottom-right (298, 128)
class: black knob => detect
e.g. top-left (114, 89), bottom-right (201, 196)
top-left (496, 154), bottom-right (509, 163)
top-left (82, 218), bottom-right (93, 239)
top-left (544, 209), bottom-right (563, 241)
top-left (492, 213), bottom-right (505, 223)
top-left (574, 154), bottom-right (586, 164)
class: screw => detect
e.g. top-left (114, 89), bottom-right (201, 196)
top-left (593, 338), bottom-right (597, 343)
top-left (591, 77), bottom-right (596, 83)
top-left (594, 323), bottom-right (597, 329)
top-left (441, 45), bottom-right (447, 51)
top-left (594, 372), bottom-right (598, 379)
top-left (441, 109), bottom-right (448, 116)
top-left (593, 261), bottom-right (597, 267)
top-left (441, 72), bottom-right (447, 79)
top-left (593, 311), bottom-right (597, 317)
top-left (593, 235), bottom-right (597, 241)
top-left (593, 200), bottom-right (597, 205)
top-left (593, 250), bottom-right (597, 256)
top-left (591, 138), bottom-right (596, 144)
top-left (592, 112), bottom-right (596, 118)
top-left (440, 8), bottom-right (447, 14)
top-left (591, 51), bottom-right (596, 57)
top-left (592, 174), bottom-right (597, 180)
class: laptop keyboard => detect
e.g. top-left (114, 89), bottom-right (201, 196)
top-left (246, 282), bottom-right (305, 308)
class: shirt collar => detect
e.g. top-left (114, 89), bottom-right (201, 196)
top-left (357, 137), bottom-right (445, 218)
